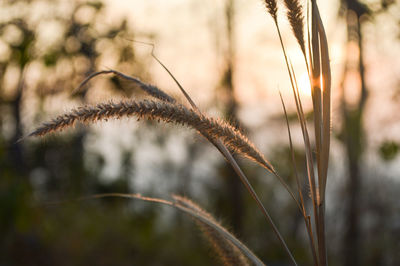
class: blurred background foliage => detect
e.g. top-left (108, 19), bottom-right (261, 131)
top-left (0, 0), bottom-right (399, 265)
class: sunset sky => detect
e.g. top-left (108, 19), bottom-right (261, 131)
top-left (100, 0), bottom-right (344, 104)
top-left (64, 0), bottom-right (400, 180)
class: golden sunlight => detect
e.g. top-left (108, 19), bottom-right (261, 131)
top-left (297, 72), bottom-right (312, 97)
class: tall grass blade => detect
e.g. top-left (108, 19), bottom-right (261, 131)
top-left (315, 4), bottom-right (331, 201)
top-left (314, 3), bottom-right (331, 265)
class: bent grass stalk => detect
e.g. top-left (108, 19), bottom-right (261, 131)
top-left (173, 195), bottom-right (250, 266)
top-left (67, 193), bottom-right (265, 266)
top-left (31, 0), bottom-right (331, 265)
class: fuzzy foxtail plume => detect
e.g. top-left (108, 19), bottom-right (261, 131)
top-left (283, 0), bottom-right (306, 54)
top-left (173, 196), bottom-right (250, 266)
top-left (29, 100), bottom-right (275, 173)
top-left (264, 0), bottom-right (278, 21)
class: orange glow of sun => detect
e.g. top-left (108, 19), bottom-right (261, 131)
top-left (297, 72), bottom-right (312, 97)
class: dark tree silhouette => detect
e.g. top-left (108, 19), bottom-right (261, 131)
top-left (338, 1), bottom-right (398, 265)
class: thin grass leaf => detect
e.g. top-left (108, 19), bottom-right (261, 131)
top-left (279, 92), bottom-right (319, 265)
top-left (314, 3), bottom-right (331, 265)
top-left (273, 21), bottom-right (319, 221)
top-left (259, 4), bottom-right (313, 213)
top-left (289, 60), bottom-right (322, 252)
top-left (309, 0), bottom-right (324, 203)
top-left (315, 4), bottom-right (331, 201)
top-left (74, 70), bottom-right (177, 104)
top-left (279, 92), bottom-right (305, 213)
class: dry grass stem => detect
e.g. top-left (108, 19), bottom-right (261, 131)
top-left (76, 70), bottom-right (177, 104)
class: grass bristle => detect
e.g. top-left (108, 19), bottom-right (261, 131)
top-left (30, 99), bottom-right (274, 173)
top-left (283, 0), bottom-right (306, 54)
top-left (173, 195), bottom-right (249, 266)
top-left (264, 0), bottom-right (278, 21)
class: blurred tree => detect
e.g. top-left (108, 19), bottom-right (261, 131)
top-left (217, 0), bottom-right (245, 235)
top-left (0, 0), bottom-right (147, 264)
top-left (338, 0), bottom-right (398, 265)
